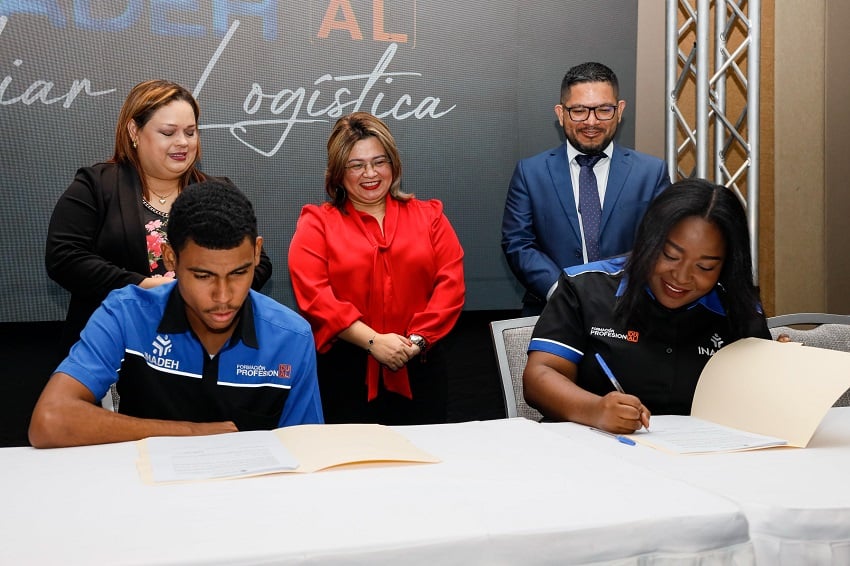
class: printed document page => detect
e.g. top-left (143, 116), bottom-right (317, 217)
top-left (632, 415), bottom-right (787, 454)
top-left (138, 424), bottom-right (440, 483)
top-left (141, 430), bottom-right (298, 482)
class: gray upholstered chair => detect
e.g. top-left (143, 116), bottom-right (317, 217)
top-left (490, 316), bottom-right (543, 420)
top-left (767, 313), bottom-right (850, 407)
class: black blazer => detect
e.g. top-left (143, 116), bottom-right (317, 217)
top-left (46, 162), bottom-right (272, 356)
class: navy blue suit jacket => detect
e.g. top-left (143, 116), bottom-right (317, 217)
top-left (502, 143), bottom-right (670, 305)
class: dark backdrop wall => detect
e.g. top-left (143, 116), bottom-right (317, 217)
top-left (0, 1), bottom-right (638, 321)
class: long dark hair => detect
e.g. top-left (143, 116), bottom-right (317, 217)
top-left (615, 178), bottom-right (762, 337)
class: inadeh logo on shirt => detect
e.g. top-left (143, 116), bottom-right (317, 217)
top-left (152, 335), bottom-right (173, 357)
top-left (697, 333), bottom-right (725, 357)
top-left (144, 335), bottom-right (180, 369)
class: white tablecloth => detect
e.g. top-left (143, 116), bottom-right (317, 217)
top-left (544, 407), bottom-right (850, 565)
top-left (0, 418), bottom-right (752, 565)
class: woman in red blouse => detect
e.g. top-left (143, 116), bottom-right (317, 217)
top-left (288, 112), bottom-right (465, 424)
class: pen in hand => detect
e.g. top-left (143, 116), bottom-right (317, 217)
top-left (594, 352), bottom-right (649, 430)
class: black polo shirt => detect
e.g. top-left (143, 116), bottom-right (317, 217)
top-left (529, 257), bottom-right (770, 415)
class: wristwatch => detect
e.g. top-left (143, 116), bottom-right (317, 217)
top-left (409, 334), bottom-right (428, 352)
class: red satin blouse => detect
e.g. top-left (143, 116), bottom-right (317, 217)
top-left (288, 195), bottom-right (465, 400)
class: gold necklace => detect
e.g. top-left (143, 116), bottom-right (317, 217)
top-left (149, 188), bottom-right (177, 205)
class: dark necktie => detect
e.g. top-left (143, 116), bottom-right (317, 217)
top-left (576, 153), bottom-right (605, 262)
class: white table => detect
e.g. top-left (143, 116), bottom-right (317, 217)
top-left (545, 407), bottom-right (850, 565)
top-left (0, 418), bottom-right (752, 565)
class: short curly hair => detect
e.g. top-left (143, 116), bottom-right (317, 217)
top-left (167, 180), bottom-right (258, 255)
top-left (560, 62), bottom-right (619, 102)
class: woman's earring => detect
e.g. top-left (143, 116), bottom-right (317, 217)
top-left (132, 139), bottom-right (138, 149)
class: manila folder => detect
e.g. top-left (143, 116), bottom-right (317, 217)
top-left (691, 337), bottom-right (850, 447)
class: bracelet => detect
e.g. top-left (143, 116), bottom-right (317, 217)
top-left (366, 334), bottom-right (376, 353)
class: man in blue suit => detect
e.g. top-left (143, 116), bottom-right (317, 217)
top-left (502, 62), bottom-right (671, 315)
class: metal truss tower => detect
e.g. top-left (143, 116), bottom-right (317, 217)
top-left (665, 0), bottom-right (761, 280)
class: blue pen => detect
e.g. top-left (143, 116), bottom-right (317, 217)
top-left (595, 352), bottom-right (648, 430)
top-left (594, 353), bottom-right (625, 393)
top-left (588, 427), bottom-right (636, 446)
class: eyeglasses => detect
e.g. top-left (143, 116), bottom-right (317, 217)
top-left (560, 104), bottom-right (618, 122)
top-left (345, 157), bottom-right (392, 173)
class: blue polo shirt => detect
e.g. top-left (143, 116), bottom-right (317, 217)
top-left (57, 283), bottom-right (324, 429)
top-left (529, 256), bottom-right (770, 415)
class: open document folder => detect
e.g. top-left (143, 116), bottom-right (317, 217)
top-left (631, 337), bottom-right (850, 454)
top-left (137, 424), bottom-right (440, 484)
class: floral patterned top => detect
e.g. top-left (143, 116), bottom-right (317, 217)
top-left (141, 199), bottom-right (174, 278)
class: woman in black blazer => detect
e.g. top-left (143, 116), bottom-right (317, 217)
top-left (46, 80), bottom-right (271, 357)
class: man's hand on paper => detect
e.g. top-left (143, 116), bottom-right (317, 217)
top-left (190, 421), bottom-right (239, 435)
